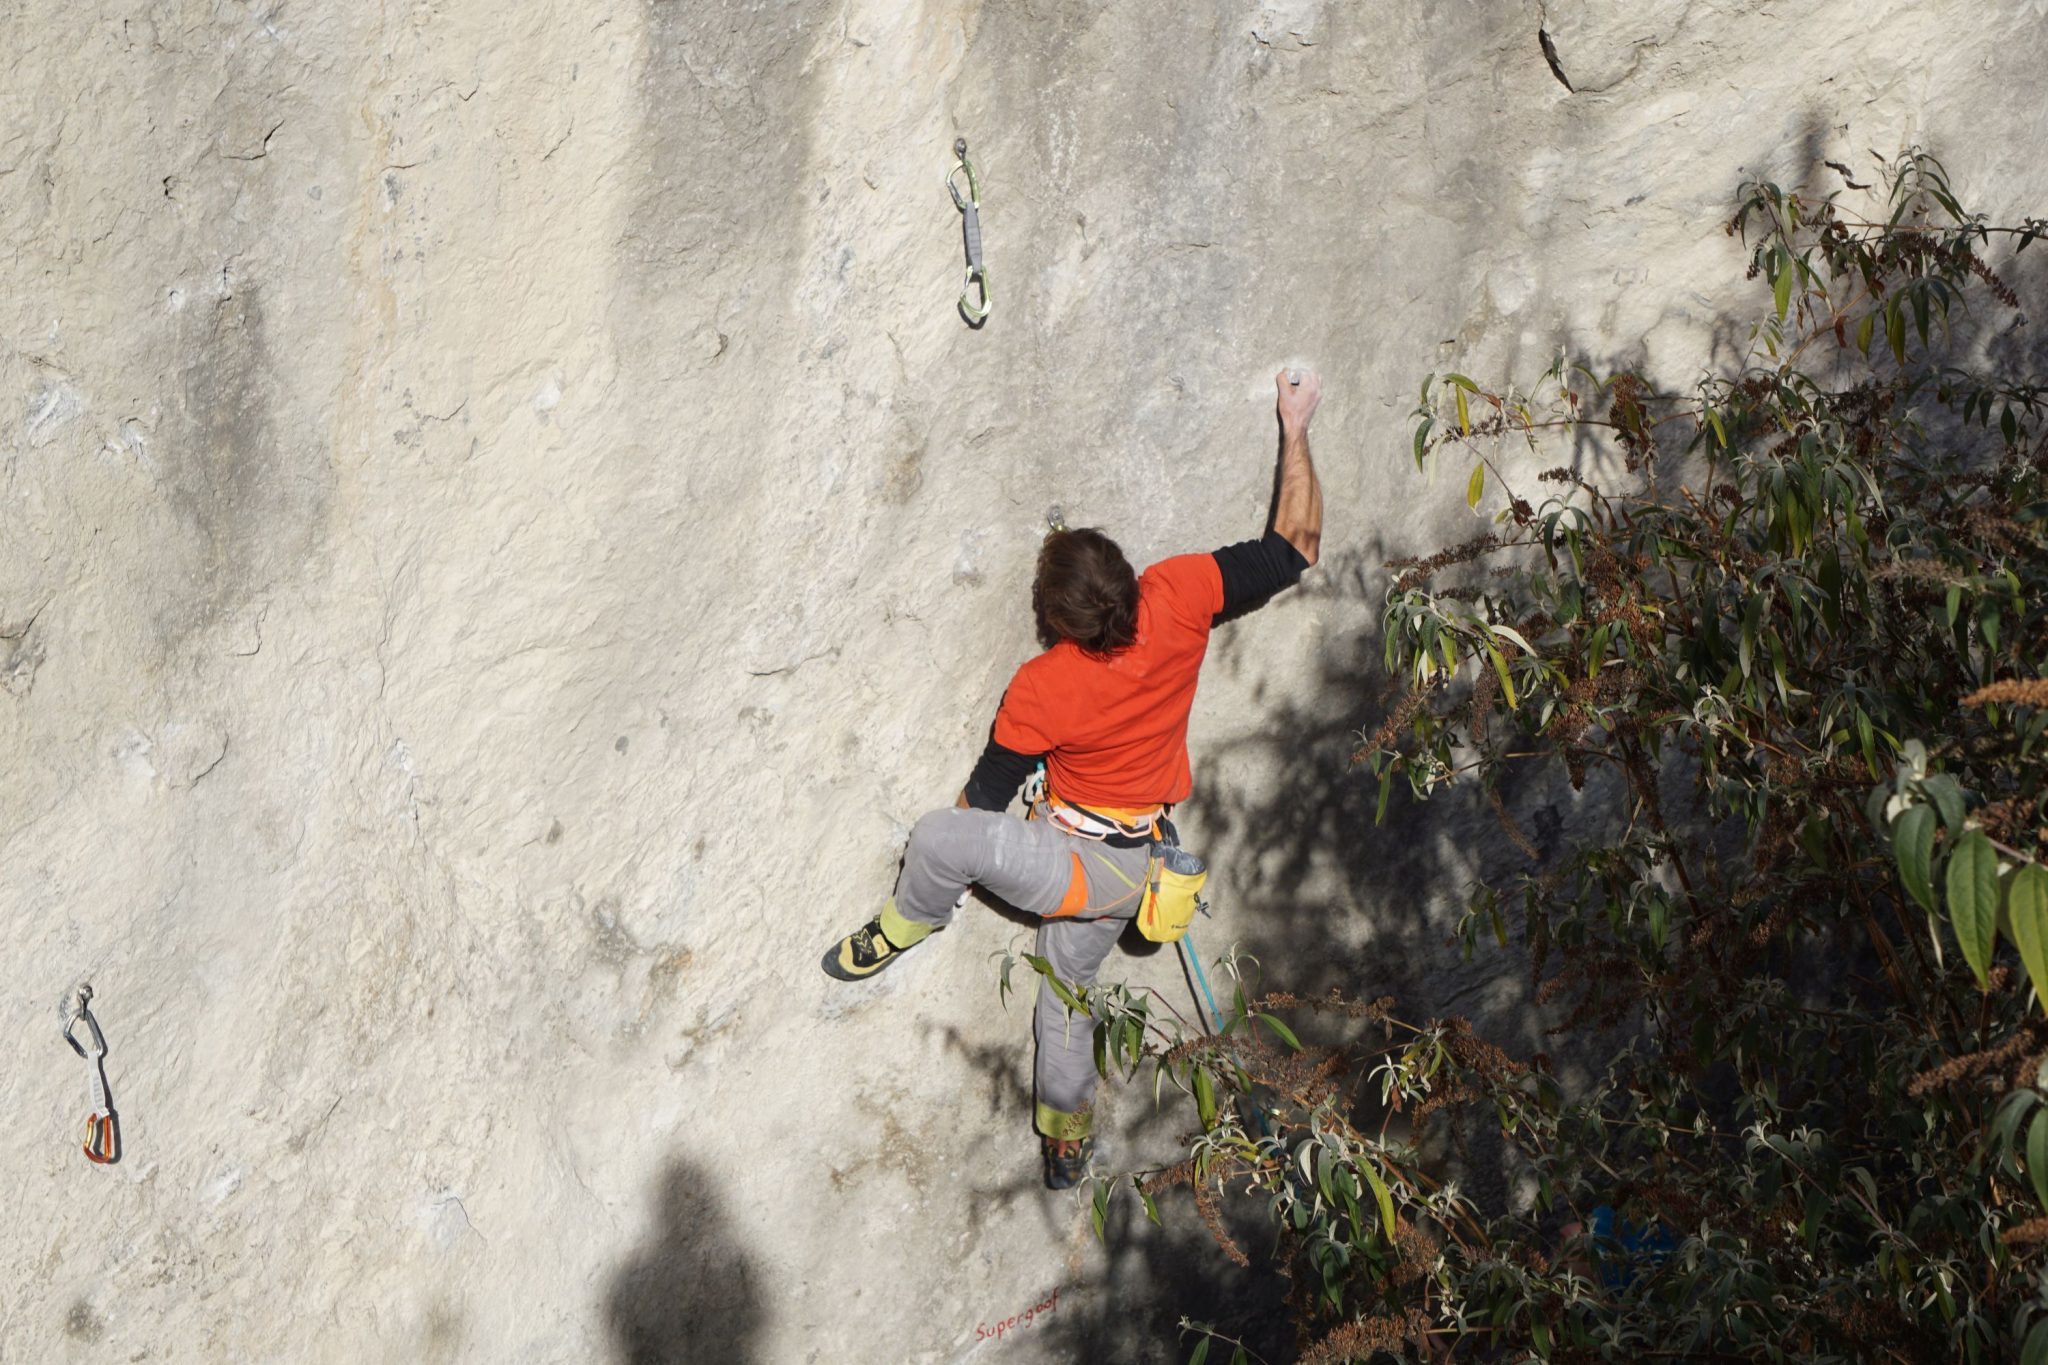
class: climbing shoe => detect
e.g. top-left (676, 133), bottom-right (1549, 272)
top-left (1042, 1136), bottom-right (1095, 1191)
top-left (822, 901), bottom-right (933, 981)
top-left (822, 917), bottom-right (902, 980)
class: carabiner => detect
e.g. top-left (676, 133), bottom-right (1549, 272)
top-left (63, 984), bottom-right (119, 1165)
top-left (83, 1110), bottom-right (119, 1164)
top-left (946, 137), bottom-right (990, 324)
top-left (62, 984), bottom-right (106, 1062)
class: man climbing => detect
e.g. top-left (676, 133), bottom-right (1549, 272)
top-left (822, 368), bottom-right (1324, 1189)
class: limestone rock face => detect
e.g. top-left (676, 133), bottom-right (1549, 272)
top-left (3, 1), bottom-right (2043, 1359)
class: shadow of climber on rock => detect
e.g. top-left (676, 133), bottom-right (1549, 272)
top-left (605, 1159), bottom-right (766, 1364)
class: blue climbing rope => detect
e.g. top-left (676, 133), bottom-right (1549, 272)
top-left (1177, 928), bottom-right (1227, 1034)
top-left (1177, 926), bottom-right (1278, 1142)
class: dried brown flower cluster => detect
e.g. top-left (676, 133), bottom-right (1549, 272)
top-left (1357, 690), bottom-right (1425, 764)
top-left (1538, 952), bottom-right (1646, 1032)
top-left (1297, 1309), bottom-right (1431, 1365)
top-left (1468, 660), bottom-right (1498, 744)
top-left (1962, 678), bottom-right (2048, 709)
top-left (1193, 1176), bottom-right (1250, 1267)
top-left (1387, 532), bottom-right (1504, 592)
top-left (1608, 374), bottom-right (1656, 472)
top-left (1870, 557), bottom-right (1957, 588)
top-left (1487, 785), bottom-right (1540, 862)
top-left (2002, 1216), bottom-right (2048, 1248)
top-left (1961, 249), bottom-right (2023, 309)
top-left (1818, 1292), bottom-right (1923, 1353)
top-left (1907, 1017), bottom-right (2048, 1099)
top-left (1255, 990), bottom-right (1395, 1025)
top-left (1959, 504), bottom-right (2037, 554)
top-left (1440, 1014), bottom-right (1528, 1084)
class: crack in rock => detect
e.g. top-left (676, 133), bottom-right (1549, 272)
top-left (1539, 28), bottom-right (1574, 91)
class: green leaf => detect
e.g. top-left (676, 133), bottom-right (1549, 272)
top-left (1455, 385), bottom-right (1471, 435)
top-left (2010, 866), bottom-right (2048, 1014)
top-left (1412, 417), bottom-right (1432, 471)
top-left (1994, 1091), bottom-right (2041, 1165)
top-left (1484, 642), bottom-right (1519, 708)
top-left (1982, 600), bottom-right (2002, 653)
top-left (1138, 1181), bottom-right (1160, 1226)
top-left (1466, 462), bottom-right (1484, 508)
top-left (1091, 1177), bottom-right (1110, 1240)
top-left (1189, 1340), bottom-right (1211, 1365)
top-left (1773, 252), bottom-right (1793, 319)
top-left (1924, 773), bottom-right (1966, 837)
top-left (1856, 310), bottom-right (1875, 355)
top-left (1489, 623), bottom-right (1537, 655)
top-left (1894, 805), bottom-right (1937, 912)
top-left (2029, 1107), bottom-right (2048, 1210)
top-left (1947, 829), bottom-right (2001, 991)
top-left (1887, 296), bottom-right (1907, 365)
top-left (2021, 1317), bottom-right (2048, 1365)
top-left (1360, 1157), bottom-right (1397, 1246)
top-left (1257, 1013), bottom-right (1301, 1050)
top-left (1024, 954), bottom-right (1088, 1013)
top-left (1193, 1065), bottom-right (1217, 1129)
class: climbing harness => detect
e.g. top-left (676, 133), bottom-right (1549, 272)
top-left (62, 984), bottom-right (118, 1164)
top-left (1044, 790), bottom-right (1164, 847)
top-left (946, 137), bottom-right (990, 324)
top-left (1045, 504), bottom-right (1067, 536)
top-left (1025, 765), bottom-right (1165, 847)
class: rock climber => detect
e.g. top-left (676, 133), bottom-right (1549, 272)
top-left (822, 368), bottom-right (1324, 1189)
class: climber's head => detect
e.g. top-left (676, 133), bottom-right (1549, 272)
top-left (1033, 527), bottom-right (1139, 654)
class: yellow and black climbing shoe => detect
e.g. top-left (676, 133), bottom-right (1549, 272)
top-left (1042, 1136), bottom-right (1095, 1191)
top-left (822, 916), bottom-right (911, 981)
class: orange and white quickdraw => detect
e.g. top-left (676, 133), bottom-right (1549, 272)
top-left (62, 984), bottom-right (119, 1165)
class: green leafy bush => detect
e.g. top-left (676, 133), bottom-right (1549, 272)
top-left (1055, 152), bottom-right (2048, 1363)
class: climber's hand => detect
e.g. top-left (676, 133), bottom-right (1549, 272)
top-left (1276, 368), bottom-right (1322, 432)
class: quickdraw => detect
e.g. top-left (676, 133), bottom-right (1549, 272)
top-left (62, 984), bottom-right (118, 1165)
top-left (946, 137), bottom-right (990, 324)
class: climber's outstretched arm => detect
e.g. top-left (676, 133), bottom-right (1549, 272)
top-left (1207, 368), bottom-right (1323, 619)
top-left (1271, 367), bottom-right (1322, 567)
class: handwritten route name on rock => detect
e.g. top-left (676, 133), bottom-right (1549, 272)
top-left (973, 1285), bottom-right (1060, 1343)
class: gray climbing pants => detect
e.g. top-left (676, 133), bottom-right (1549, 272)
top-left (892, 804), bottom-right (1153, 1140)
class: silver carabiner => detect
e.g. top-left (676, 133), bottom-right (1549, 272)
top-left (63, 983), bottom-right (106, 1061)
top-left (946, 138), bottom-right (989, 324)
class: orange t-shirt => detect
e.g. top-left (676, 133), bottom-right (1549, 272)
top-left (991, 553), bottom-right (1224, 808)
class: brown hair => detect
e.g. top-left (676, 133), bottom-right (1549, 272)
top-left (1033, 528), bottom-right (1139, 654)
